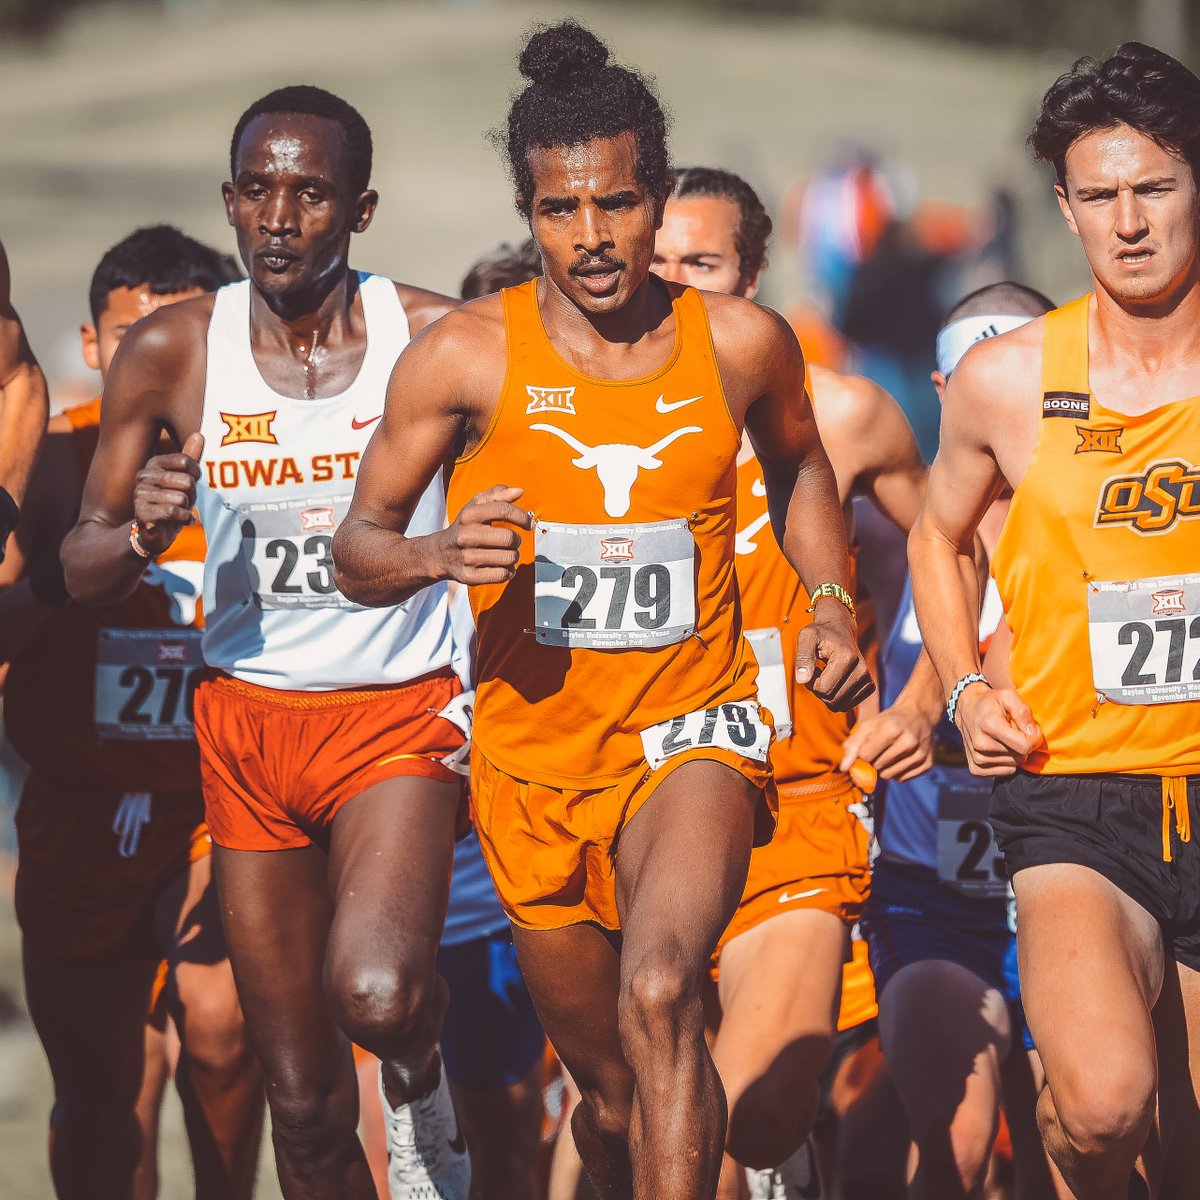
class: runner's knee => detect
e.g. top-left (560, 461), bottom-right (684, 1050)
top-left (176, 979), bottom-right (251, 1078)
top-left (618, 949), bottom-right (697, 1053)
top-left (1048, 1059), bottom-right (1156, 1160)
top-left (328, 959), bottom-right (439, 1050)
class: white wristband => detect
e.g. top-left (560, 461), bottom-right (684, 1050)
top-left (946, 673), bottom-right (989, 725)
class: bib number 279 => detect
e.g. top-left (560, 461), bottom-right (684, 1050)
top-left (641, 701), bottom-right (772, 772)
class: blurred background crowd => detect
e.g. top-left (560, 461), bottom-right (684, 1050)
top-left (0, 0), bottom-right (1192, 1194)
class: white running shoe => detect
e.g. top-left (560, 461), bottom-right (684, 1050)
top-left (379, 1062), bottom-right (471, 1200)
top-left (745, 1136), bottom-right (823, 1200)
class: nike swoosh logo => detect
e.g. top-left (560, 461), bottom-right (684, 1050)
top-left (751, 477), bottom-right (767, 497)
top-left (778, 888), bottom-right (826, 903)
top-left (447, 1114), bottom-right (466, 1156)
top-left (351, 414), bottom-right (383, 430)
top-left (655, 394), bottom-right (702, 413)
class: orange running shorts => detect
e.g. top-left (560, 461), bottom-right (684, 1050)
top-left (471, 744), bottom-right (775, 933)
top-left (195, 668), bottom-right (466, 851)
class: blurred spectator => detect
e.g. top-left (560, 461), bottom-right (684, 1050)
top-left (461, 238), bottom-right (541, 300)
top-left (842, 218), bottom-right (947, 462)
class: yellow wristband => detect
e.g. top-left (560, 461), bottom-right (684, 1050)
top-left (806, 582), bottom-right (856, 621)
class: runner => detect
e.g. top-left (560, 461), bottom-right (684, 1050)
top-left (909, 42), bottom-right (1200, 1200)
top-left (333, 22), bottom-right (871, 1199)
top-left (850, 281), bottom-right (1067, 1200)
top-left (0, 237), bottom-right (49, 561)
top-left (654, 165), bottom-right (921, 1200)
top-left (0, 226), bottom-right (260, 1200)
top-left (61, 86), bottom-right (472, 1200)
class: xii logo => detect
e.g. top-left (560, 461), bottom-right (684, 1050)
top-left (526, 385), bottom-right (577, 416)
top-left (1075, 426), bottom-right (1124, 454)
top-left (220, 410), bottom-right (278, 446)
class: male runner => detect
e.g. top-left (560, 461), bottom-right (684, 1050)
top-left (0, 225), bottom-right (260, 1200)
top-left (0, 237), bottom-right (49, 560)
top-left (653, 164), bottom-right (920, 1200)
top-left (61, 87), bottom-right (471, 1200)
top-left (855, 282), bottom-right (1071, 1200)
top-left (334, 22), bottom-right (871, 1200)
top-left (910, 42), bottom-right (1200, 1200)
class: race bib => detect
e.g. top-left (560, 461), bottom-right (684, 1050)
top-left (533, 519), bottom-right (696, 649)
top-left (239, 494), bottom-right (357, 610)
top-left (1087, 573), bottom-right (1200, 705)
top-left (95, 628), bottom-right (204, 741)
top-left (640, 700), bottom-right (772, 772)
top-left (936, 777), bottom-right (1007, 898)
top-left (745, 626), bottom-right (792, 739)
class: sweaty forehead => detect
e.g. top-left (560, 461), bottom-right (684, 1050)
top-left (235, 111), bottom-right (345, 181)
top-left (1065, 123), bottom-right (1188, 185)
top-left (100, 285), bottom-right (205, 328)
top-left (527, 132), bottom-right (640, 197)
top-left (660, 196), bottom-right (740, 255)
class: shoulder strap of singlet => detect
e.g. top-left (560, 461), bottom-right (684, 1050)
top-left (1040, 294), bottom-right (1091, 402)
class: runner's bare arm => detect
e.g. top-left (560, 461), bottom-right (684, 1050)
top-left (61, 309), bottom-right (204, 606)
top-left (848, 376), bottom-right (928, 532)
top-left (0, 241), bottom-right (49, 513)
top-left (737, 306), bottom-right (873, 712)
top-left (334, 309), bottom-right (531, 606)
top-left (909, 343), bottom-right (1041, 774)
top-left (0, 436), bottom-right (82, 660)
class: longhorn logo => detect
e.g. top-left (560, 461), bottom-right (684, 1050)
top-left (532, 424), bottom-right (702, 517)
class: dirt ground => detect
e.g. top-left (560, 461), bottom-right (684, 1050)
top-left (0, 1), bottom-right (1093, 1194)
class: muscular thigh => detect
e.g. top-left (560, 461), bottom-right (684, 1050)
top-left (213, 843), bottom-right (346, 1088)
top-left (325, 775), bottom-right (460, 983)
top-left (1013, 863), bottom-right (1163, 1090)
top-left (878, 958), bottom-right (1011, 1121)
top-left (614, 757), bottom-right (759, 968)
top-left (714, 908), bottom-right (847, 1092)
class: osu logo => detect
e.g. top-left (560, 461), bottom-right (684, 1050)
top-left (1075, 426), bottom-right (1123, 454)
top-left (1095, 458), bottom-right (1200, 535)
top-left (526, 385), bottom-right (576, 416)
top-left (220, 410), bottom-right (278, 446)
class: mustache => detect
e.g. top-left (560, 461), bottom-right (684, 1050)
top-left (569, 255), bottom-right (626, 275)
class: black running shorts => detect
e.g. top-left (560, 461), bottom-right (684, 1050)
top-left (991, 770), bottom-right (1200, 970)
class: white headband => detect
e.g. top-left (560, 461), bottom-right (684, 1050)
top-left (935, 313), bottom-right (1032, 378)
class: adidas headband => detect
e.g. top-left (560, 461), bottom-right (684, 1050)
top-left (935, 313), bottom-right (1032, 378)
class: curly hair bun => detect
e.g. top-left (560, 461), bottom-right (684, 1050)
top-left (519, 20), bottom-right (610, 87)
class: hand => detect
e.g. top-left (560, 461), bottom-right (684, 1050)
top-left (133, 432), bottom-right (203, 556)
top-left (795, 603), bottom-right (875, 713)
top-left (840, 700), bottom-right (936, 782)
top-left (954, 683), bottom-right (1042, 776)
top-left (435, 485), bottom-right (532, 585)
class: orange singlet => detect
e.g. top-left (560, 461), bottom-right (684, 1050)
top-left (711, 457), bottom-right (873, 969)
top-left (449, 280), bottom-right (774, 930)
top-left (993, 296), bottom-right (1200, 777)
top-left (449, 280), bottom-right (761, 786)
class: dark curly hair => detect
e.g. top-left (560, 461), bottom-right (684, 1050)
top-left (501, 20), bottom-right (672, 219)
top-left (460, 239), bottom-right (542, 300)
top-left (1029, 42), bottom-right (1200, 189)
top-left (670, 166), bottom-right (772, 289)
top-left (230, 84), bottom-right (373, 196)
top-left (89, 225), bottom-right (242, 324)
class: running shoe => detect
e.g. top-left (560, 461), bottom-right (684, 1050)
top-left (746, 1136), bottom-right (823, 1199)
top-left (379, 1062), bottom-right (471, 1200)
